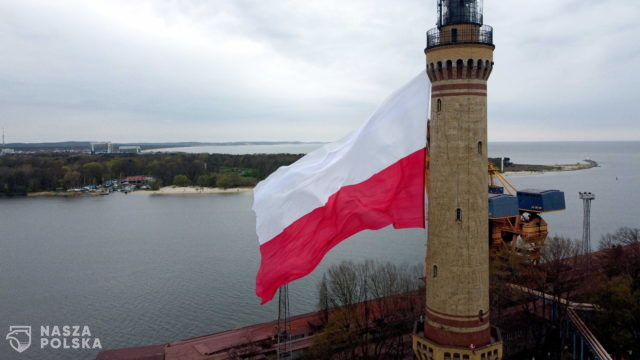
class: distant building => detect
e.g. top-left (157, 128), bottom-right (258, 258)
top-left (91, 142), bottom-right (113, 154)
top-left (119, 146), bottom-right (141, 154)
top-left (122, 176), bottom-right (153, 186)
top-left (0, 148), bottom-right (15, 156)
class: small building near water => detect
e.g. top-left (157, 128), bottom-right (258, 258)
top-left (122, 176), bottom-right (154, 186)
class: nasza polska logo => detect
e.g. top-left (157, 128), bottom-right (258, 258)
top-left (6, 325), bottom-right (101, 353)
top-left (5, 326), bottom-right (31, 353)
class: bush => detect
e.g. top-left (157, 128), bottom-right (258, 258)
top-left (196, 174), bottom-right (214, 188)
top-left (215, 172), bottom-right (241, 189)
top-left (172, 174), bottom-right (191, 187)
top-left (150, 179), bottom-right (161, 190)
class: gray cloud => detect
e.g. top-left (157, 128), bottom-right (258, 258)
top-left (0, 0), bottom-right (638, 142)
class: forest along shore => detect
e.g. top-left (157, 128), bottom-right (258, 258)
top-left (0, 152), bottom-right (598, 197)
top-left (0, 152), bottom-right (302, 196)
top-left (26, 187), bottom-right (254, 197)
top-left (23, 161), bottom-right (598, 197)
top-left (132, 159), bottom-right (599, 194)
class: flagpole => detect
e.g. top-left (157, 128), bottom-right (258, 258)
top-left (276, 285), bottom-right (291, 359)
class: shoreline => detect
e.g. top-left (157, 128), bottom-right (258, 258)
top-left (26, 191), bottom-right (105, 198)
top-left (11, 160), bottom-right (599, 198)
top-left (135, 186), bottom-right (254, 195)
top-left (21, 187), bottom-right (254, 198)
top-left (503, 160), bottom-right (598, 177)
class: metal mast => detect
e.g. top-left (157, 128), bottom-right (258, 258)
top-left (579, 192), bottom-right (596, 254)
top-left (276, 285), bottom-right (291, 359)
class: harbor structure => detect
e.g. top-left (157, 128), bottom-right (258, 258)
top-left (413, 0), bottom-right (503, 358)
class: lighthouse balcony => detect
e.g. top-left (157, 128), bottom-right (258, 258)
top-left (426, 25), bottom-right (493, 50)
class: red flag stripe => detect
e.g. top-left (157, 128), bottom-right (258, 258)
top-left (256, 148), bottom-right (426, 304)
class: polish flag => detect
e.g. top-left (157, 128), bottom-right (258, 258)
top-left (253, 71), bottom-right (430, 304)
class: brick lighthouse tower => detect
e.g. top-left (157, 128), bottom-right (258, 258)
top-left (414, 1), bottom-right (503, 359)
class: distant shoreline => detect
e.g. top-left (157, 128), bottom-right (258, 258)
top-left (134, 186), bottom-right (253, 195)
top-left (5, 160), bottom-right (598, 198)
top-left (26, 191), bottom-right (106, 198)
top-left (503, 160), bottom-right (598, 177)
top-left (4, 141), bottom-right (327, 153)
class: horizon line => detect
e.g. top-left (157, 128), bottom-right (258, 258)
top-left (4, 139), bottom-right (640, 145)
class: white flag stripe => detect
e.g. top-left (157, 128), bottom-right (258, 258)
top-left (252, 71), bottom-right (430, 245)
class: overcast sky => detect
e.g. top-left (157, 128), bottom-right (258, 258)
top-left (1, 0), bottom-right (638, 143)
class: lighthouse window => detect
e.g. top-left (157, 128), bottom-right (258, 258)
top-left (456, 208), bottom-right (462, 222)
top-left (433, 265), bottom-right (438, 278)
top-left (437, 99), bottom-right (442, 112)
top-left (478, 141), bottom-right (483, 154)
top-left (451, 28), bottom-right (458, 43)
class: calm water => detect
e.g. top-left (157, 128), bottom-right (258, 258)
top-left (0, 141), bottom-right (638, 359)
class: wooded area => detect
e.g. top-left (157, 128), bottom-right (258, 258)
top-left (308, 261), bottom-right (424, 360)
top-left (490, 228), bottom-right (640, 359)
top-left (0, 153), bottom-right (303, 195)
top-left (307, 227), bottom-right (639, 359)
